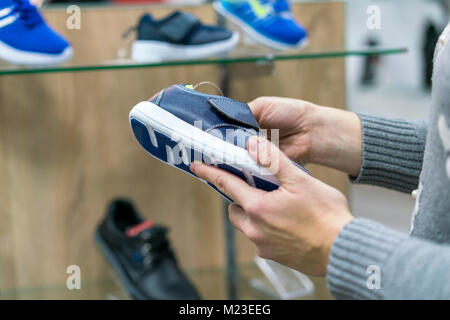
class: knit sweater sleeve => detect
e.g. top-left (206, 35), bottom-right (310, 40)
top-left (326, 218), bottom-right (450, 299)
top-left (350, 114), bottom-right (427, 193)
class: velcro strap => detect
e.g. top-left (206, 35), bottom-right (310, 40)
top-left (207, 97), bottom-right (260, 131)
top-left (158, 12), bottom-right (199, 42)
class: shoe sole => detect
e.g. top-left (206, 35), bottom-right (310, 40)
top-left (94, 229), bottom-right (150, 300)
top-left (0, 40), bottom-right (73, 66)
top-left (129, 101), bottom-right (280, 200)
top-left (131, 32), bottom-right (240, 63)
top-left (213, 1), bottom-right (309, 51)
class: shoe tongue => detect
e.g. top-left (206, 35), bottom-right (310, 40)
top-left (273, 0), bottom-right (290, 13)
top-left (125, 220), bottom-right (154, 237)
top-left (14, 0), bottom-right (44, 28)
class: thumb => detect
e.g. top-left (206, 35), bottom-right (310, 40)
top-left (247, 135), bottom-right (306, 186)
top-left (247, 97), bottom-right (267, 122)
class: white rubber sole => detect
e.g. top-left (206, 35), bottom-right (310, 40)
top-left (131, 32), bottom-right (240, 63)
top-left (214, 1), bottom-right (309, 51)
top-left (129, 101), bottom-right (280, 188)
top-left (0, 40), bottom-right (73, 66)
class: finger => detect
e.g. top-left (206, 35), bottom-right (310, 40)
top-left (247, 135), bottom-right (307, 185)
top-left (228, 203), bottom-right (250, 233)
top-left (190, 163), bottom-right (263, 204)
top-left (248, 97), bottom-right (269, 122)
top-left (248, 97), bottom-right (264, 113)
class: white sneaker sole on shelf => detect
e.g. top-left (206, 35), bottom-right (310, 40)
top-left (213, 1), bottom-right (309, 51)
top-left (131, 32), bottom-right (240, 62)
top-left (129, 101), bottom-right (280, 191)
top-left (0, 40), bottom-right (73, 66)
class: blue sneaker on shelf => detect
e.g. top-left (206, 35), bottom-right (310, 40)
top-left (0, 0), bottom-right (72, 65)
top-left (129, 84), bottom-right (310, 200)
top-left (214, 0), bottom-right (308, 50)
top-left (267, 0), bottom-right (291, 16)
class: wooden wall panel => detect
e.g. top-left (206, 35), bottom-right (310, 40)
top-left (0, 2), bottom-right (345, 298)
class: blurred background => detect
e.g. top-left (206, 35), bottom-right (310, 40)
top-left (346, 0), bottom-right (448, 232)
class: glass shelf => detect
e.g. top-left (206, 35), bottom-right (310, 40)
top-left (0, 46), bottom-right (407, 76)
top-left (0, 263), bottom-right (332, 300)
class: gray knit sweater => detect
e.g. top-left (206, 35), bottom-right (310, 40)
top-left (326, 23), bottom-right (450, 299)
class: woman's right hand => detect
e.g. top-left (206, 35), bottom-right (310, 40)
top-left (248, 96), bottom-right (363, 177)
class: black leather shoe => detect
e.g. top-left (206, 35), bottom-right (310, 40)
top-left (95, 199), bottom-right (200, 300)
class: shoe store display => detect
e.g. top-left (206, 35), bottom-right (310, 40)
top-left (0, 0), bottom-right (441, 304)
top-left (129, 84), bottom-right (310, 200)
top-left (214, 0), bottom-right (308, 50)
top-left (0, 0), bottom-right (72, 65)
top-left (130, 11), bottom-right (239, 62)
top-left (95, 199), bottom-right (200, 300)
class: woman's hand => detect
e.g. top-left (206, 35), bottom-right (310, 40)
top-left (190, 136), bottom-right (354, 276)
top-left (249, 97), bottom-right (363, 177)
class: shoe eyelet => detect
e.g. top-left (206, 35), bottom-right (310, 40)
top-left (143, 256), bottom-right (153, 267)
top-left (141, 243), bottom-right (152, 254)
top-left (140, 231), bottom-right (151, 240)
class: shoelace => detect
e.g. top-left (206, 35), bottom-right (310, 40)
top-left (240, 2), bottom-right (276, 26)
top-left (193, 81), bottom-right (224, 96)
top-left (13, 0), bottom-right (43, 28)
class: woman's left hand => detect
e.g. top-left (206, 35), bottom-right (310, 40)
top-left (190, 136), bottom-right (353, 276)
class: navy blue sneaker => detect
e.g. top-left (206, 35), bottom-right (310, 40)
top-left (129, 84), bottom-right (309, 200)
top-left (131, 11), bottom-right (239, 62)
top-left (214, 0), bottom-right (308, 50)
top-left (0, 0), bottom-right (72, 65)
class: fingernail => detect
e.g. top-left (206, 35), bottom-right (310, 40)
top-left (190, 163), bottom-right (198, 173)
top-left (248, 136), bottom-right (259, 154)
